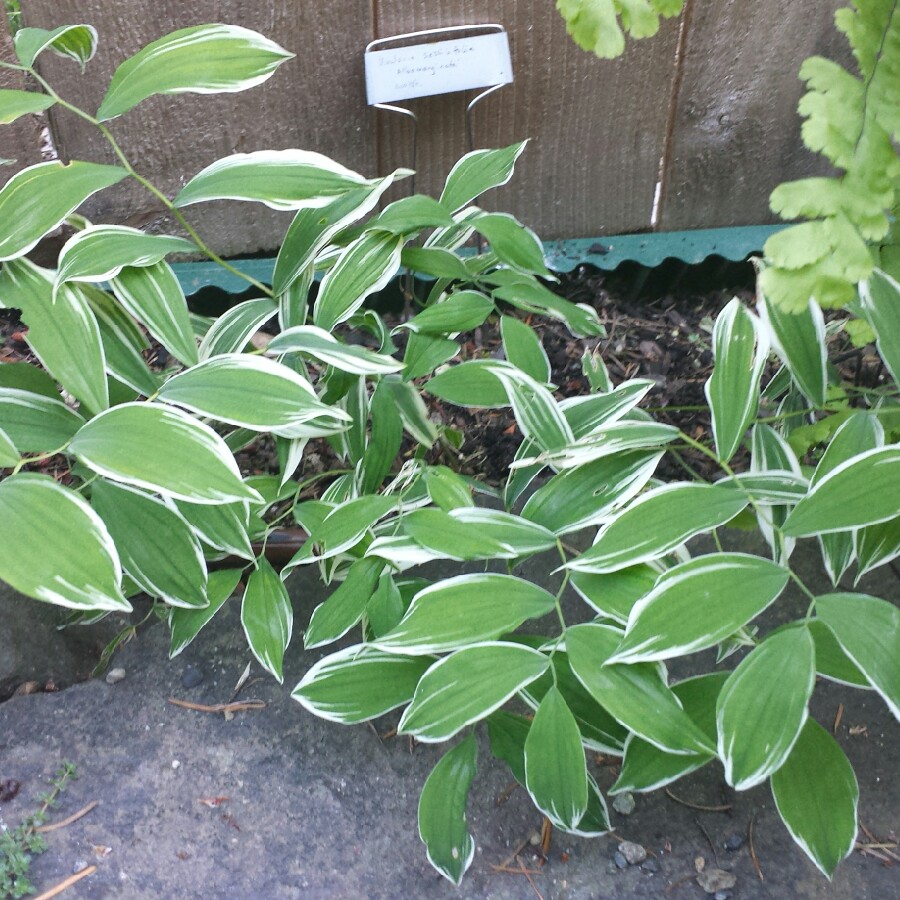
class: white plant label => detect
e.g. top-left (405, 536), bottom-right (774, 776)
top-left (365, 32), bottom-right (512, 105)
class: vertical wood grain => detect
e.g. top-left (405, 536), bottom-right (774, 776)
top-left (657, 0), bottom-right (854, 231)
top-left (21, 1), bottom-right (375, 258)
top-left (0, 18), bottom-right (43, 185)
top-left (373, 2), bottom-right (680, 239)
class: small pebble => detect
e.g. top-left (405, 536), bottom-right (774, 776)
top-left (715, 892), bottom-right (733, 900)
top-left (612, 792), bottom-right (635, 815)
top-left (618, 841), bottom-right (647, 865)
top-left (723, 832), bottom-right (744, 852)
top-left (641, 858), bottom-right (659, 873)
top-left (181, 665), bottom-right (203, 689)
top-left (697, 868), bottom-right (737, 894)
top-left (105, 667), bottom-right (126, 685)
top-left (528, 831), bottom-right (542, 846)
top-left (613, 851), bottom-right (628, 869)
top-left (172, 760), bottom-right (181, 770)
top-left (73, 860), bottom-right (89, 874)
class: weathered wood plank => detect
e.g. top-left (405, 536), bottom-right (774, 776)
top-left (0, 17), bottom-right (43, 185)
top-left (21, 1), bottom-right (375, 259)
top-left (374, 2), bottom-right (680, 240)
top-left (658, 0), bottom-right (854, 231)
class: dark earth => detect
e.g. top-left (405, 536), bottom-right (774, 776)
top-left (1, 266), bottom-right (898, 897)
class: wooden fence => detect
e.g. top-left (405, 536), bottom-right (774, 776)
top-left (2, 1), bottom-right (852, 258)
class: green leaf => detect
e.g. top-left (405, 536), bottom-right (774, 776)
top-left (757, 288), bottom-right (827, 406)
top-left (0, 260), bottom-right (109, 412)
top-left (198, 297), bottom-right (277, 360)
top-left (397, 642), bottom-right (549, 742)
top-left (371, 194), bottom-right (455, 234)
top-left (817, 592), bottom-right (900, 720)
top-left (292, 645), bottom-right (432, 724)
top-left (364, 572), bottom-right (406, 639)
top-left (524, 687), bottom-right (588, 830)
top-left (568, 484), bottom-right (748, 574)
top-left (360, 380), bottom-right (403, 494)
top-left (501, 315), bottom-right (550, 383)
top-left (69, 402), bottom-right (262, 504)
top-left (807, 619), bottom-right (871, 689)
top-left (91, 479), bottom-right (207, 608)
top-left (268, 325), bottom-right (402, 375)
top-left (859, 268), bottom-right (900, 388)
top-left (272, 177), bottom-right (404, 296)
top-left (611, 672), bottom-right (726, 795)
top-left (373, 574), bottom-right (557, 655)
top-left (563, 379), bottom-right (656, 437)
top-left (0, 427), bottom-right (18, 467)
top-left (14, 24), bottom-right (98, 69)
top-left (0, 89), bottom-right (54, 124)
top-left (0, 161), bottom-right (126, 262)
top-left (401, 508), bottom-right (513, 561)
top-left (783, 446), bottom-right (900, 535)
top-left (0, 361), bottom-right (60, 399)
top-left (158, 353), bottom-right (348, 437)
top-left (174, 150), bottom-right (368, 210)
top-left (169, 568), bottom-right (242, 658)
top-left (425, 360), bottom-right (509, 408)
top-left (716, 626), bottom-right (815, 790)
top-left (855, 515), bottom-right (900, 580)
top-left (241, 557), bottom-right (292, 682)
top-left (56, 226), bottom-right (195, 293)
top-left (401, 291), bottom-right (494, 335)
top-left (439, 142), bottom-right (527, 213)
top-left (401, 247), bottom-right (470, 280)
top-left (473, 212), bottom-right (552, 278)
top-left (382, 377), bottom-right (438, 447)
top-left (418, 735), bottom-right (477, 886)
top-left (771, 719), bottom-right (858, 878)
top-left (97, 24), bottom-right (294, 120)
top-left (175, 499), bottom-right (253, 560)
top-left (487, 711), bottom-right (531, 785)
top-left (609, 554), bottom-right (789, 663)
top-left (570, 564), bottom-right (659, 625)
top-left (0, 473), bottom-right (128, 611)
top-left (705, 298), bottom-right (768, 463)
top-left (522, 451), bottom-right (662, 536)
top-left (569, 776), bottom-right (612, 837)
top-left (291, 495), bottom-right (395, 566)
top-left (402, 332), bottom-right (459, 380)
top-left (557, 0), bottom-right (625, 58)
top-left (313, 231), bottom-right (403, 331)
top-left (491, 363), bottom-right (573, 453)
top-left (422, 466), bottom-right (474, 511)
top-left (0, 387), bottom-right (83, 452)
top-left (304, 556), bottom-right (385, 649)
top-left (566, 623), bottom-right (714, 755)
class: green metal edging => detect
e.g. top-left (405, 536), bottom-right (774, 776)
top-left (169, 224), bottom-right (786, 296)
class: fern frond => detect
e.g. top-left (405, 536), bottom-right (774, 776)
top-left (762, 0), bottom-right (900, 312)
top-left (556, 0), bottom-right (684, 60)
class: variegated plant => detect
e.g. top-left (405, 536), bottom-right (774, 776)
top-left (0, 16), bottom-right (898, 887)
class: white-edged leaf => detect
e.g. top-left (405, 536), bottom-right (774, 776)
top-left (807, 619), bottom-right (871, 689)
top-left (501, 314), bottom-right (550, 382)
top-left (716, 626), bottom-right (815, 790)
top-left (562, 379), bottom-right (656, 437)
top-left (241, 557), bottom-right (292, 682)
top-left (855, 516), bottom-right (900, 581)
top-left (169, 568), bottom-right (242, 658)
top-left (110, 261), bottom-right (198, 366)
top-left (158, 353), bottom-right (347, 437)
top-left (0, 427), bottom-right (18, 467)
top-left (816, 592), bottom-right (900, 721)
top-left (14, 24), bottom-right (98, 68)
top-left (750, 424), bottom-right (802, 563)
top-left (0, 473), bottom-right (128, 611)
top-left (175, 149), bottom-right (368, 210)
top-left (422, 466), bottom-right (474, 511)
top-left (771, 719), bottom-right (858, 878)
top-left (397, 641), bottom-right (549, 742)
top-left (524, 687), bottom-right (588, 830)
top-left (418, 735), bottom-right (477, 887)
top-left (401, 290), bottom-right (494, 335)
top-left (0, 89), bottom-right (54, 124)
top-left (69, 402), bottom-right (262, 504)
top-left (371, 194), bottom-right (455, 234)
top-left (174, 499), bottom-right (253, 560)
top-left (609, 554), bottom-right (789, 663)
top-left (704, 298), bottom-right (768, 463)
top-left (449, 508), bottom-right (556, 555)
top-left (313, 231), bottom-right (403, 331)
top-left (292, 644), bottom-right (433, 724)
top-left (491, 363), bottom-right (573, 453)
top-left (373, 574), bottom-right (556, 655)
top-left (439, 142), bottom-right (527, 213)
top-left (858, 269), bottom-right (900, 388)
top-left (783, 446), bottom-right (900, 536)
top-left (97, 24), bottom-right (294, 120)
top-left (425, 360), bottom-right (509, 408)
top-left (566, 623), bottom-right (714, 756)
top-left (473, 212), bottom-right (552, 277)
top-left (56, 226), bottom-right (195, 293)
top-left (91, 479), bottom-right (207, 608)
top-left (0, 161), bottom-right (126, 262)
top-left (0, 387), bottom-right (83, 452)
top-left (198, 297), bottom-right (277, 360)
top-left (268, 325), bottom-right (402, 375)
top-left (382, 376), bottom-right (438, 447)
top-left (570, 565), bottom-right (659, 625)
top-left (569, 484), bottom-right (748, 574)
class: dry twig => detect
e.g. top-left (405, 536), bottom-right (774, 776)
top-left (748, 815), bottom-right (764, 882)
top-left (665, 788), bottom-right (732, 813)
top-left (167, 698), bottom-right (265, 714)
top-left (33, 866), bottom-right (96, 900)
top-left (34, 801), bottom-right (98, 834)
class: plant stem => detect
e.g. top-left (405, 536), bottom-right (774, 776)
top-left (26, 70), bottom-right (274, 298)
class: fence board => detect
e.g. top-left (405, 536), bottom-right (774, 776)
top-left (0, 18), bottom-right (43, 184)
top-left (658, 0), bottom-right (854, 231)
top-left (22, 1), bottom-right (375, 259)
top-left (374, 1), bottom-right (680, 240)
